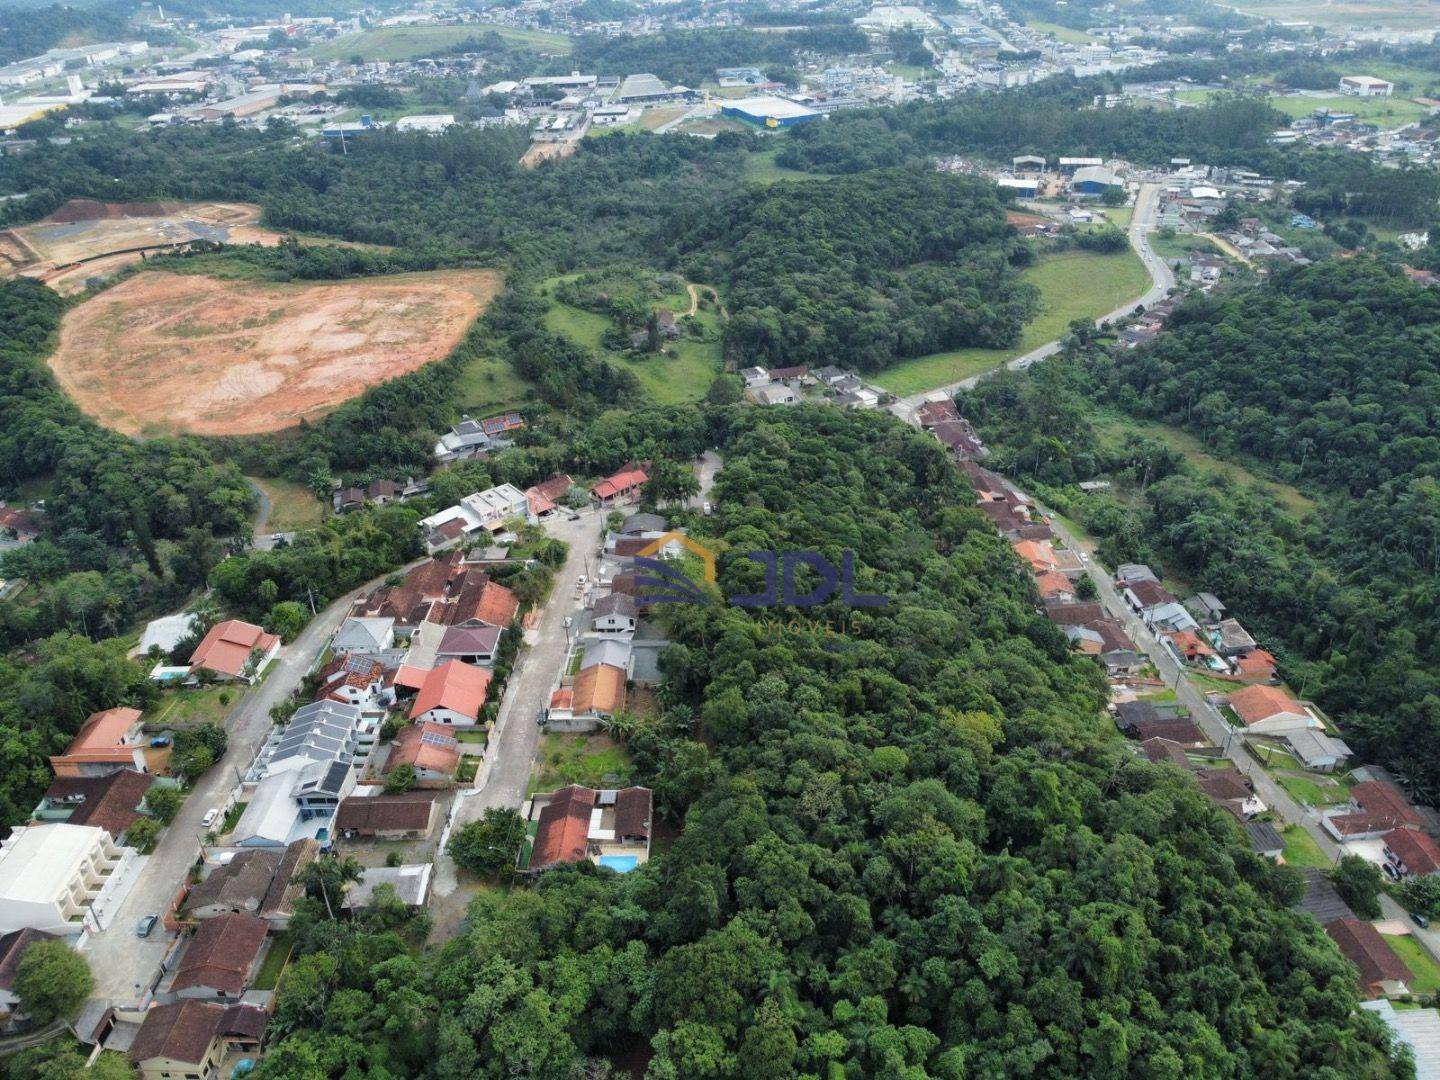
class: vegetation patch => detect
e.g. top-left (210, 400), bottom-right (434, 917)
top-left (305, 24), bottom-right (571, 62)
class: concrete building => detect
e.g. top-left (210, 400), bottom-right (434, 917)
top-left (0, 824), bottom-right (130, 934)
top-left (1340, 75), bottom-right (1393, 97)
top-left (721, 96), bottom-right (821, 128)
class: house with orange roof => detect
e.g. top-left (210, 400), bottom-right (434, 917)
top-left (1232, 648), bottom-right (1278, 683)
top-left (1165, 628), bottom-right (1215, 664)
top-left (1383, 826), bottom-right (1440, 879)
top-left (49, 707), bottom-right (149, 778)
top-left (189, 620), bottom-right (281, 683)
top-left (590, 465), bottom-right (649, 505)
top-left (546, 663), bottom-right (627, 732)
top-left (1225, 684), bottom-right (1319, 735)
top-left (1034, 570), bottom-right (1076, 603)
top-left (409, 660), bottom-right (492, 726)
top-left (522, 784), bottom-right (652, 874)
top-left (1012, 539), bottom-right (1058, 574)
top-left (383, 722), bottom-right (461, 785)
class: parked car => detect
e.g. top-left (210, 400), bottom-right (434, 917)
top-left (703, 501), bottom-right (712, 515)
top-left (563, 616), bottom-right (573, 629)
top-left (1382, 862), bottom-right (1401, 881)
top-left (1412, 911), bottom-right (1432, 929)
top-left (149, 735), bottom-right (171, 748)
top-left (201, 808), bottom-right (219, 829)
top-left (136, 915), bottom-right (158, 937)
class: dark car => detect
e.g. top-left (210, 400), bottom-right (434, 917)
top-left (136, 914), bottom-right (158, 937)
top-left (149, 735), bottom-right (171, 748)
top-left (1411, 911), bottom-right (1431, 930)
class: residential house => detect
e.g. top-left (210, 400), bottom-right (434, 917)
top-left (526, 785), bottom-right (652, 873)
top-left (185, 850), bottom-right (285, 919)
top-left (341, 864), bottom-right (432, 911)
top-left (1121, 717), bottom-right (1207, 746)
top-left (1187, 591), bottom-right (1226, 626)
top-left (1166, 628), bottom-right (1216, 665)
top-left (1140, 737), bottom-right (1192, 769)
top-left (0, 928), bottom-right (56, 1027)
top-left (335, 791), bottom-right (439, 840)
top-left (591, 465), bottom-right (649, 505)
top-left (1123, 578), bottom-right (1174, 614)
top-left (1233, 648), bottom-right (1278, 683)
top-left (768, 366), bottom-right (809, 383)
top-left (331, 617), bottom-right (396, 656)
top-left (620, 513), bottom-right (667, 535)
top-left (1013, 539), bottom-right (1059, 574)
top-left (1282, 729), bottom-right (1352, 772)
top-left (436, 625), bottom-right (502, 665)
top-left (232, 761), bottom-right (354, 849)
top-left (170, 913), bottom-right (268, 1000)
top-left (1044, 602), bottom-right (1106, 626)
top-left (1297, 867), bottom-right (1355, 923)
top-left (1246, 821), bottom-right (1285, 858)
top-left (1214, 618), bottom-right (1258, 657)
top-left (333, 477), bottom-right (425, 514)
top-left (189, 620), bottom-right (281, 683)
top-left (1358, 1001), bottom-right (1440, 1080)
top-left (49, 707), bottom-right (148, 778)
top-left (1147, 601), bottom-right (1199, 634)
top-left (382, 722), bottom-right (461, 786)
top-left (580, 638), bottom-right (633, 680)
top-left (128, 1000), bottom-right (267, 1080)
top-left (0, 505), bottom-right (40, 546)
top-left (592, 592), bottom-right (639, 635)
top-left (1197, 770), bottom-right (1266, 820)
top-left (1383, 827), bottom-right (1440, 879)
top-left (1226, 685), bottom-right (1319, 735)
top-left (916, 398), bottom-right (961, 428)
top-left (32, 770), bottom-right (153, 841)
top-left (433, 412), bottom-right (524, 463)
top-left (0, 823), bottom-right (135, 935)
top-left (1036, 570), bottom-right (1077, 604)
top-left (353, 552), bottom-right (517, 638)
top-left (812, 366), bottom-right (854, 388)
top-left (314, 654), bottom-right (387, 707)
top-left (932, 419), bottom-right (986, 457)
top-left (410, 661), bottom-right (492, 726)
top-left (1324, 780), bottom-right (1426, 841)
top-left (525, 474), bottom-right (575, 518)
top-left (1325, 917), bottom-right (1412, 997)
top-left (1115, 563), bottom-right (1159, 587)
top-left (747, 382), bottom-right (800, 406)
top-left (547, 663), bottom-right (627, 732)
top-left (740, 366), bottom-right (770, 387)
top-left (418, 484), bottom-right (531, 552)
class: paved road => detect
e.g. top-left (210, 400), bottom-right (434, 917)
top-left (82, 575), bottom-right (381, 1007)
top-left (890, 182), bottom-right (1175, 421)
top-left (433, 510), bottom-right (607, 897)
top-left (691, 450), bottom-right (722, 509)
top-left (1040, 510), bottom-right (1440, 961)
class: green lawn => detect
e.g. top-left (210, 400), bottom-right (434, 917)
top-left (1099, 206), bottom-right (1133, 230)
top-left (740, 148), bottom-right (832, 185)
top-left (250, 476), bottom-right (325, 532)
top-left (454, 728), bottom-right (487, 745)
top-left (253, 931), bottom-right (293, 990)
top-left (1386, 934), bottom-right (1440, 995)
top-left (1277, 773), bottom-right (1350, 807)
top-left (1026, 19), bottom-right (1097, 42)
top-left (1150, 232), bottom-right (1223, 261)
top-left (306, 23), bottom-right (570, 62)
top-left (1223, 0), bottom-right (1440, 31)
top-left (452, 351), bottom-right (533, 417)
top-left (147, 686), bottom-right (238, 729)
top-left (220, 802), bottom-right (247, 835)
top-left (875, 248), bottom-right (1150, 397)
top-left (1266, 93), bottom-right (1429, 126)
top-left (1281, 825), bottom-right (1332, 869)
top-left (541, 285), bottom-right (722, 405)
top-left (528, 733), bottom-right (633, 795)
top-left (886, 63), bottom-right (933, 80)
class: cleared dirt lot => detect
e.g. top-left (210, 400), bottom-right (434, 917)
top-left (50, 269), bottom-right (502, 436)
top-left (0, 200), bottom-right (289, 293)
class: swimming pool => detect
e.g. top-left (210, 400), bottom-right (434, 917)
top-left (597, 854), bottom-right (639, 873)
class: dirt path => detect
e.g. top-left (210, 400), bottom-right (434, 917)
top-left (1198, 231), bottom-right (1254, 267)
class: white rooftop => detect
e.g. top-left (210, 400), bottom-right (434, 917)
top-left (0, 824), bottom-right (109, 904)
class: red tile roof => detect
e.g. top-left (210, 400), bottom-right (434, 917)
top-left (1126, 579), bottom-right (1175, 609)
top-left (42, 769), bottom-right (153, 837)
top-left (592, 468), bottom-right (648, 501)
top-left (1352, 780), bottom-right (1424, 830)
top-left (170, 913), bottom-right (268, 996)
top-left (335, 791), bottom-right (438, 832)
top-left (1227, 684), bottom-right (1306, 727)
top-left (1324, 917), bottom-right (1412, 990)
top-left (448, 576), bottom-right (518, 629)
top-left (1385, 827), bottom-right (1440, 876)
top-left (410, 661), bottom-right (491, 722)
top-left (189, 620), bottom-right (279, 678)
top-left (384, 722), bottom-right (460, 776)
top-left (531, 786), bottom-right (596, 869)
top-left (0, 929), bottom-right (56, 992)
top-left (129, 1002), bottom-right (267, 1066)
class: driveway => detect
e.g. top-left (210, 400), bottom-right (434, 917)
top-left (81, 573), bottom-right (389, 1007)
top-left (889, 182), bottom-right (1174, 422)
top-left (690, 450), bottom-right (722, 509)
top-left (431, 510), bottom-right (607, 901)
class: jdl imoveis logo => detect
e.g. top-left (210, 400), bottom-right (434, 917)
top-left (634, 532), bottom-right (887, 608)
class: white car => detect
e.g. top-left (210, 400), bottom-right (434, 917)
top-left (563, 616), bottom-right (573, 629)
top-left (202, 809), bottom-right (219, 828)
top-left (703, 501), bottom-right (712, 515)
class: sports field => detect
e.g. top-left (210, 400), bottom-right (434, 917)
top-left (306, 24), bottom-right (570, 61)
top-left (50, 269), bottom-right (501, 436)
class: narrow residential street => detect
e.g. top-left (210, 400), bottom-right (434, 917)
top-left (1041, 510), bottom-right (1440, 962)
top-left (891, 182), bottom-right (1175, 421)
top-left (81, 570), bottom-right (399, 1008)
top-left (431, 509), bottom-right (607, 901)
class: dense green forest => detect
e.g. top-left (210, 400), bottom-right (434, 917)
top-left (0, 3), bottom-right (143, 64)
top-left (562, 26), bottom-right (869, 87)
top-left (684, 169), bottom-right (1038, 373)
top-left (245, 407), bottom-right (1404, 1078)
top-left (960, 259), bottom-right (1440, 804)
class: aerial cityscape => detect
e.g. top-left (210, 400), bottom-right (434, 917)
top-left (1, 0), bottom-right (1440, 1074)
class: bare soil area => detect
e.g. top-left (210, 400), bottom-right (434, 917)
top-left (50, 269), bottom-right (502, 436)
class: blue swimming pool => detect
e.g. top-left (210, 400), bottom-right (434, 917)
top-left (598, 854), bottom-right (639, 873)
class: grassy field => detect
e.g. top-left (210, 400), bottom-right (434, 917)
top-left (1090, 411), bottom-right (1316, 517)
top-left (1222, 0), bottom-right (1440, 30)
top-left (1281, 825), bottom-right (1332, 869)
top-left (147, 686), bottom-right (237, 729)
top-left (1098, 206), bottom-right (1133, 230)
top-left (1267, 93), bottom-right (1430, 126)
top-left (452, 351), bottom-right (533, 417)
top-left (886, 63), bottom-right (933, 80)
top-left (1276, 772), bottom-right (1351, 807)
top-left (1386, 933), bottom-right (1440, 994)
top-left (1150, 232), bottom-right (1223, 261)
top-left (528, 733), bottom-right (632, 795)
top-left (740, 148), bottom-right (831, 184)
top-left (541, 280), bottom-right (722, 404)
top-left (251, 477), bottom-right (326, 532)
top-left (306, 23), bottom-right (570, 62)
top-left (1026, 19), bottom-right (1098, 42)
top-left (875, 248), bottom-right (1150, 396)
top-left (253, 931), bottom-right (293, 990)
